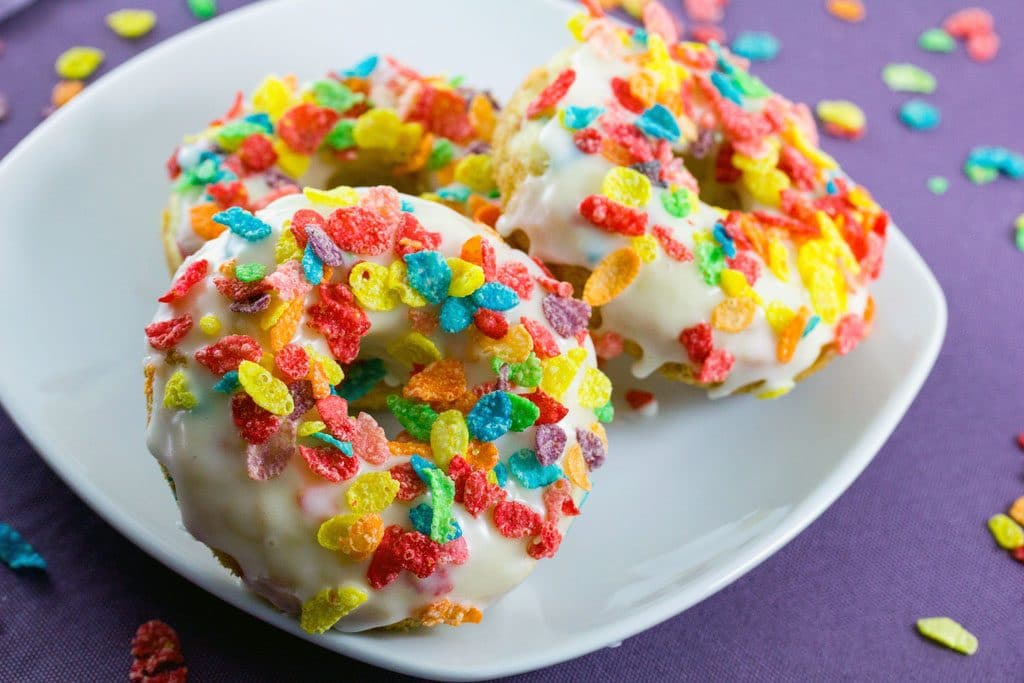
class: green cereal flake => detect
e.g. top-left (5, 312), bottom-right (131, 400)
top-left (324, 119), bottom-right (356, 150)
top-left (508, 393), bottom-right (540, 431)
top-left (187, 0), bottom-right (217, 20)
top-left (916, 617), bottom-right (978, 655)
top-left (919, 28), bottom-right (955, 53)
top-left (964, 163), bottom-right (999, 185)
top-left (881, 63), bottom-right (936, 94)
top-left (594, 400), bottom-right (615, 424)
top-left (386, 394), bottom-right (438, 441)
top-left (421, 467), bottom-right (455, 543)
top-left (987, 513), bottom-right (1024, 549)
top-left (234, 263), bottom-right (267, 282)
top-left (312, 80), bottom-right (364, 113)
top-left (926, 176), bottom-right (949, 195)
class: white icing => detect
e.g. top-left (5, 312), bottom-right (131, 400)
top-left (146, 191), bottom-right (603, 631)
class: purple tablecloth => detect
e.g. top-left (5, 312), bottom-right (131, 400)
top-left (2, 0), bottom-right (1023, 680)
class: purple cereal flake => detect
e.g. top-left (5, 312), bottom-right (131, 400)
top-left (542, 295), bottom-right (591, 338)
top-left (691, 128), bottom-right (716, 159)
top-left (576, 428), bottom-right (606, 469)
top-left (535, 424), bottom-right (567, 466)
top-left (229, 292), bottom-right (271, 313)
top-left (305, 225), bottom-right (347, 266)
top-left (246, 421), bottom-right (295, 480)
top-left (287, 380), bottom-right (316, 419)
top-left (630, 160), bottom-right (665, 187)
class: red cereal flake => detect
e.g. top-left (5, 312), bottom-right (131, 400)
top-left (367, 525), bottom-right (404, 589)
top-left (523, 390), bottom-right (569, 424)
top-left (448, 455), bottom-right (472, 502)
top-left (325, 206), bottom-right (392, 255)
top-left (316, 395), bottom-right (351, 436)
top-left (290, 208), bottom-right (326, 248)
top-left (691, 24), bottom-right (726, 45)
top-left (943, 7), bottom-right (993, 39)
top-left (834, 314), bottom-right (867, 355)
top-left (527, 520), bottom-right (562, 559)
top-left (697, 347), bottom-right (734, 383)
top-left (625, 389), bottom-right (656, 409)
top-left (496, 262), bottom-right (534, 299)
top-left (462, 470), bottom-right (507, 517)
top-left (520, 317), bottom-right (560, 359)
top-left (479, 239), bottom-right (497, 281)
top-left (206, 180), bottom-right (249, 209)
top-left (438, 536), bottom-right (469, 566)
top-left (526, 69), bottom-right (576, 119)
top-left (1012, 545), bottom-right (1024, 564)
top-left (493, 500), bottom-right (542, 538)
top-left (573, 127), bottom-right (603, 154)
top-left (300, 444), bottom-right (359, 482)
top-left (652, 225), bottom-right (694, 261)
top-left (593, 330), bottom-right (624, 360)
top-left (158, 260), bottom-right (209, 303)
top-left (966, 31), bottom-right (999, 62)
top-left (679, 322), bottom-right (713, 364)
top-left (473, 308), bottom-right (509, 340)
top-left (129, 619), bottom-right (186, 683)
top-left (603, 122), bottom-right (655, 162)
top-left (274, 344), bottom-right (309, 382)
top-left (213, 276), bottom-right (270, 302)
top-left (610, 77), bottom-right (645, 114)
top-left (165, 149), bottom-right (181, 179)
top-left (276, 103), bottom-right (339, 155)
top-left (579, 195), bottom-right (647, 236)
top-left (145, 314), bottom-right (194, 351)
top-left (714, 141), bottom-right (743, 184)
top-left (238, 134), bottom-right (277, 172)
top-left (389, 462), bottom-right (427, 501)
top-left (393, 529), bottom-right (441, 578)
top-left (726, 252), bottom-right (760, 285)
top-left (307, 284), bottom-right (371, 363)
top-left (194, 334), bottom-right (262, 375)
top-left (409, 86), bottom-right (474, 143)
top-left (542, 479), bottom-right (579, 522)
top-left (231, 393), bottom-right (280, 444)
top-left (1017, 433), bottom-right (1024, 451)
top-left (394, 213), bottom-right (441, 257)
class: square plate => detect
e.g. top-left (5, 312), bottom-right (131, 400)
top-left (0, 0), bottom-right (946, 679)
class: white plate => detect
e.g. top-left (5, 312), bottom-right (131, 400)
top-left (0, 0), bottom-right (946, 679)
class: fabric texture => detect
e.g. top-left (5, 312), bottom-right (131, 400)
top-left (2, 0), bottom-right (1023, 680)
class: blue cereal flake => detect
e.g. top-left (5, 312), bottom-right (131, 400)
top-left (632, 28), bottom-right (648, 46)
top-left (731, 31), bottom-right (780, 62)
top-left (712, 223), bottom-right (736, 258)
top-left (440, 296), bottom-right (477, 333)
top-left (966, 146), bottom-right (1024, 180)
top-left (410, 454), bottom-right (437, 483)
top-left (710, 71), bottom-right (743, 106)
top-left (899, 99), bottom-right (940, 131)
top-left (302, 242), bottom-right (324, 285)
top-left (802, 315), bottom-right (821, 338)
top-left (213, 370), bottom-right (240, 393)
top-left (213, 206), bottom-right (273, 241)
top-left (636, 104), bottom-right (681, 142)
top-left (400, 198), bottom-right (415, 212)
top-left (0, 523), bottom-right (46, 571)
top-left (466, 391), bottom-right (512, 442)
top-left (436, 185), bottom-right (471, 203)
top-left (562, 105), bottom-right (604, 130)
top-left (337, 358), bottom-right (386, 401)
top-left (310, 431), bottom-right (354, 456)
top-left (493, 461), bottom-right (509, 488)
top-left (339, 54), bottom-right (378, 78)
top-left (825, 178), bottom-right (839, 195)
top-left (471, 282), bottom-right (519, 312)
top-left (403, 250), bottom-right (452, 304)
top-left (243, 112), bottom-right (274, 133)
top-left (409, 503), bottom-right (462, 542)
top-left (508, 449), bottom-right (563, 489)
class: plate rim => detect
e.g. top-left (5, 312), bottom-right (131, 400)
top-left (0, 0), bottom-right (948, 678)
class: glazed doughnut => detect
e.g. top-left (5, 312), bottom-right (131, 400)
top-left (143, 186), bottom-right (612, 632)
top-left (493, 8), bottom-right (886, 398)
top-left (163, 54), bottom-right (501, 272)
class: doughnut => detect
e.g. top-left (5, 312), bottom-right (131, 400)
top-left (492, 8), bottom-right (886, 398)
top-left (143, 186), bottom-right (613, 632)
top-left (162, 54), bottom-right (501, 272)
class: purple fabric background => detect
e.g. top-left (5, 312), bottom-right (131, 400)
top-left (2, 0), bottom-right (1023, 680)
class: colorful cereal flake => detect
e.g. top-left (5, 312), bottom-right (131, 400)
top-left (0, 523), bottom-right (46, 571)
top-left (916, 617), bottom-right (978, 656)
top-left (130, 619), bottom-right (186, 682)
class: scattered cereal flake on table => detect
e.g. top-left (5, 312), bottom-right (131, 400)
top-left (1008, 496), bottom-right (1024, 526)
top-left (624, 389), bottom-right (658, 416)
top-left (187, 0), bottom-right (217, 20)
top-left (916, 617), bottom-right (978, 656)
top-left (825, 0), bottom-right (864, 22)
top-left (988, 513), bottom-right (1024, 549)
top-left (55, 46), bottom-right (104, 80)
top-left (130, 619), bottom-right (187, 681)
top-left (0, 523), bottom-right (46, 571)
top-left (51, 80), bottom-right (84, 108)
top-left (943, 7), bottom-right (993, 40)
top-left (684, 0), bottom-right (727, 23)
top-left (964, 146), bottom-right (1024, 183)
top-left (966, 32), bottom-right (999, 62)
top-left (882, 63), bottom-right (936, 94)
top-left (730, 31), bottom-right (780, 62)
top-left (1014, 216), bottom-right (1024, 252)
top-left (919, 28), bottom-right (955, 53)
top-left (898, 99), bottom-right (940, 131)
top-left (816, 100), bottom-right (865, 139)
top-left (926, 176), bottom-right (948, 195)
top-left (106, 9), bottom-right (157, 38)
